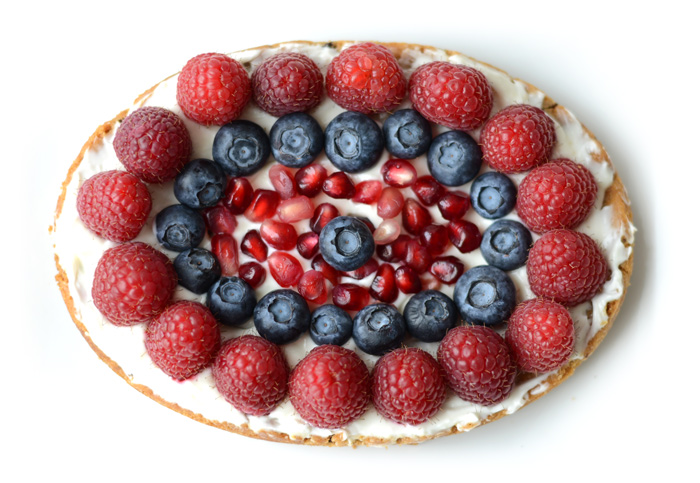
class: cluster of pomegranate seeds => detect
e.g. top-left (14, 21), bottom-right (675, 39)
top-left (211, 234), bottom-right (239, 276)
top-left (332, 284), bottom-right (370, 311)
top-left (312, 254), bottom-right (340, 285)
top-left (404, 239), bottom-right (432, 273)
top-left (395, 266), bottom-right (422, 293)
top-left (419, 224), bottom-right (449, 255)
top-left (244, 189), bottom-right (280, 222)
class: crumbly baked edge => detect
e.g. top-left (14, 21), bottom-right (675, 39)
top-left (51, 40), bottom-right (635, 447)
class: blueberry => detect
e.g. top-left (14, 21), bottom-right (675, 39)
top-left (174, 248), bottom-right (221, 294)
top-left (480, 219), bottom-right (532, 271)
top-left (470, 171), bottom-right (517, 219)
top-left (352, 304), bottom-right (406, 356)
top-left (403, 290), bottom-right (458, 342)
top-left (453, 265), bottom-right (516, 326)
top-left (207, 276), bottom-right (256, 326)
top-left (213, 120), bottom-right (270, 176)
top-left (254, 289), bottom-right (311, 344)
top-left (319, 216), bottom-right (375, 271)
top-left (269, 112), bottom-right (324, 168)
top-left (309, 304), bottom-right (353, 346)
top-left (324, 111), bottom-right (384, 173)
top-left (174, 159), bottom-right (226, 209)
top-left (155, 204), bottom-right (205, 252)
top-left (427, 131), bottom-right (482, 186)
top-left (383, 109), bottom-right (432, 159)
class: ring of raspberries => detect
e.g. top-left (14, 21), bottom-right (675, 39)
top-left (75, 43), bottom-right (612, 432)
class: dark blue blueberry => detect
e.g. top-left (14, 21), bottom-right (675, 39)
top-left (427, 131), bottom-right (482, 186)
top-left (480, 219), bottom-right (532, 271)
top-left (352, 304), bottom-right (406, 356)
top-left (207, 276), bottom-right (256, 326)
top-left (403, 290), bottom-right (458, 342)
top-left (212, 120), bottom-right (270, 176)
top-left (453, 265), bottom-right (516, 326)
top-left (319, 216), bottom-right (375, 271)
top-left (154, 204), bottom-right (205, 252)
top-left (309, 304), bottom-right (353, 346)
top-left (269, 112), bottom-right (324, 168)
top-left (173, 159), bottom-right (226, 209)
top-left (174, 248), bottom-right (221, 294)
top-left (324, 111), bottom-right (384, 173)
top-left (254, 289), bottom-right (311, 345)
top-left (383, 109), bottom-right (432, 159)
top-left (470, 171), bottom-right (517, 219)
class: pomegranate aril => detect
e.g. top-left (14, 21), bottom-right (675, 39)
top-left (448, 219), bottom-right (482, 253)
top-left (269, 164), bottom-right (297, 200)
top-left (377, 187), bottom-right (405, 219)
top-left (402, 198), bottom-right (433, 235)
top-left (376, 234), bottom-right (410, 262)
top-left (260, 220), bottom-right (298, 250)
top-left (310, 203), bottom-right (340, 234)
top-left (278, 195), bottom-right (315, 223)
top-left (421, 272), bottom-right (442, 291)
top-left (322, 172), bottom-right (356, 199)
top-left (404, 239), bottom-right (433, 274)
top-left (294, 163), bottom-right (327, 197)
top-left (430, 256), bottom-right (465, 284)
top-left (223, 177), bottom-right (254, 214)
top-left (244, 189), bottom-right (280, 222)
top-left (267, 251), bottom-right (303, 287)
top-left (296, 232), bottom-right (320, 259)
top-left (352, 180), bottom-right (383, 204)
top-left (238, 261), bottom-right (266, 288)
top-left (203, 205), bottom-right (237, 236)
top-left (419, 224), bottom-right (450, 255)
top-left (369, 264), bottom-right (398, 303)
top-left (373, 219), bottom-right (401, 245)
top-left (298, 270), bottom-right (328, 304)
top-left (311, 254), bottom-right (340, 285)
top-left (241, 230), bottom-right (268, 262)
top-left (395, 265), bottom-right (422, 294)
top-left (438, 191), bottom-right (471, 220)
top-left (381, 159), bottom-right (417, 188)
top-left (411, 176), bottom-right (446, 206)
top-left (332, 284), bottom-right (370, 311)
top-left (343, 257), bottom-right (379, 280)
top-left (211, 233), bottom-right (239, 276)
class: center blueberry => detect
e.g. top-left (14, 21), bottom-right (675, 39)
top-left (478, 186), bottom-right (505, 214)
top-left (335, 228), bottom-right (361, 256)
top-left (467, 281), bottom-right (497, 308)
top-left (334, 129), bottom-right (360, 158)
top-left (437, 141), bottom-right (465, 168)
top-left (269, 299), bottom-right (293, 324)
top-left (491, 229), bottom-right (517, 254)
top-left (280, 127), bottom-right (311, 157)
top-left (230, 137), bottom-right (260, 167)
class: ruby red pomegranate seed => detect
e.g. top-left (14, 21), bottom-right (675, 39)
top-left (377, 187), bottom-right (405, 219)
top-left (332, 283), bottom-right (370, 311)
top-left (343, 258), bottom-right (379, 280)
top-left (352, 180), bottom-right (383, 204)
top-left (241, 230), bottom-right (268, 262)
top-left (211, 233), bottom-right (239, 276)
top-left (244, 189), bottom-right (280, 222)
top-left (294, 164), bottom-right (327, 197)
top-left (203, 205), bottom-right (237, 236)
top-left (369, 264), bottom-right (398, 303)
top-left (376, 234), bottom-right (410, 262)
top-left (238, 261), bottom-right (266, 288)
top-left (395, 265), bottom-right (422, 294)
top-left (404, 239), bottom-right (433, 273)
top-left (402, 198), bottom-right (433, 235)
top-left (419, 224), bottom-right (450, 255)
top-left (438, 191), bottom-right (471, 220)
top-left (298, 270), bottom-right (328, 304)
top-left (430, 256), bottom-right (465, 284)
top-left (269, 164), bottom-right (297, 200)
top-left (278, 195), bottom-right (315, 223)
top-left (296, 232), bottom-right (320, 259)
top-left (311, 254), bottom-right (340, 285)
top-left (310, 203), bottom-right (340, 234)
top-left (223, 177), bottom-right (254, 214)
top-left (267, 251), bottom-right (303, 287)
top-left (411, 175), bottom-right (446, 206)
top-left (381, 159), bottom-right (417, 188)
top-left (260, 219), bottom-right (298, 250)
top-left (323, 172), bottom-right (356, 199)
top-left (421, 272), bottom-right (442, 291)
top-left (373, 219), bottom-right (401, 245)
top-left (448, 219), bottom-right (482, 253)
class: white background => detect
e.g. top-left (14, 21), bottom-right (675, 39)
top-left (3, 1), bottom-right (698, 481)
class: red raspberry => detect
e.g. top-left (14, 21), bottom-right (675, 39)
top-left (92, 242), bottom-right (177, 326)
top-left (176, 53), bottom-right (251, 126)
top-left (325, 42), bottom-right (407, 114)
top-left (76, 170), bottom-right (151, 242)
top-left (480, 104), bottom-right (557, 173)
top-left (372, 348), bottom-right (446, 426)
top-left (113, 106), bottom-right (192, 183)
top-left (517, 159), bottom-right (598, 233)
top-left (437, 326), bottom-right (516, 406)
top-left (289, 345), bottom-right (370, 428)
top-left (252, 52), bottom-right (323, 117)
top-left (212, 335), bottom-right (289, 416)
top-left (409, 61), bottom-right (493, 131)
top-left (145, 301), bottom-right (221, 380)
top-left (527, 229), bottom-right (610, 306)
top-left (505, 299), bottom-right (575, 373)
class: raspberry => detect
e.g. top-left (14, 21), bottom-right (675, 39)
top-left (516, 159), bottom-right (598, 233)
top-left (252, 52), bottom-right (323, 117)
top-left (289, 345), bottom-right (370, 428)
top-left (437, 326), bottom-right (516, 405)
top-left (409, 61), bottom-right (493, 131)
top-left (145, 301), bottom-right (221, 380)
top-left (480, 104), bottom-right (557, 173)
top-left (176, 53), bottom-right (251, 126)
top-left (527, 229), bottom-right (609, 306)
top-left (212, 335), bottom-right (289, 416)
top-left (76, 170), bottom-right (151, 242)
top-left (505, 299), bottom-right (575, 373)
top-left (92, 242), bottom-right (177, 326)
top-left (372, 348), bottom-right (446, 425)
top-left (325, 42), bottom-right (407, 114)
top-left (113, 106), bottom-right (192, 183)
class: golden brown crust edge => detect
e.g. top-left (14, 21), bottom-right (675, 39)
top-left (52, 40), bottom-right (634, 447)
